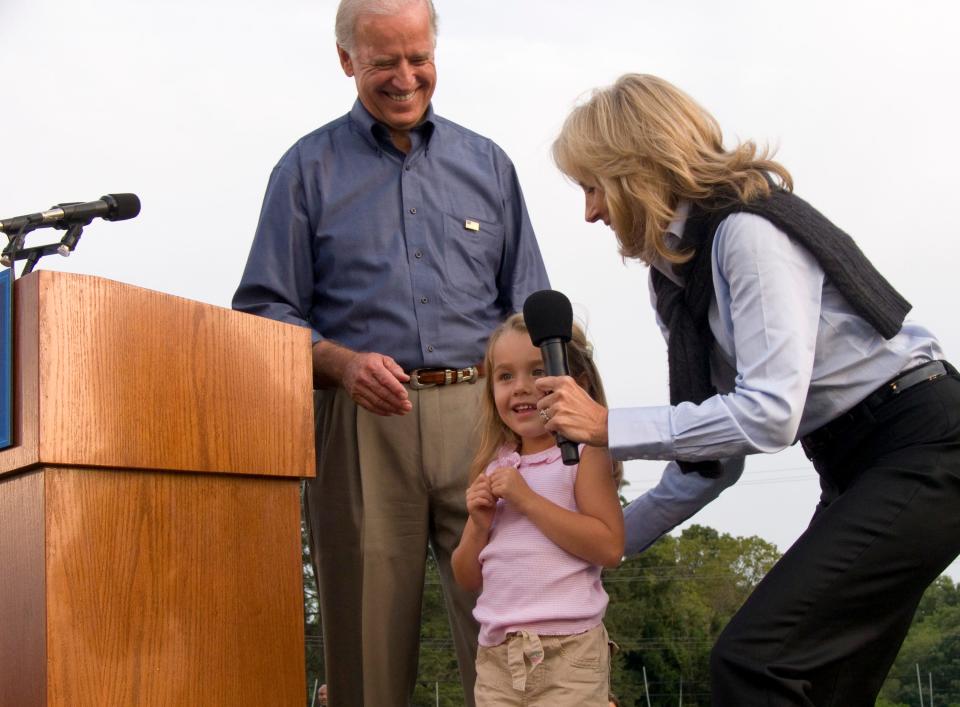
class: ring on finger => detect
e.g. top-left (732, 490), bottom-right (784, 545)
top-left (538, 408), bottom-right (550, 423)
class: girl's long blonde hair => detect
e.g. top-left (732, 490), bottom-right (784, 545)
top-left (552, 73), bottom-right (793, 264)
top-left (471, 313), bottom-right (622, 486)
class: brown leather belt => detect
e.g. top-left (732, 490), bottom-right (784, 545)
top-left (409, 364), bottom-right (485, 389)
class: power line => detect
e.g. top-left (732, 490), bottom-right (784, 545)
top-left (623, 471), bottom-right (818, 497)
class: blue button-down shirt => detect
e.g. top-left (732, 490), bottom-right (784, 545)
top-left (233, 100), bottom-right (549, 371)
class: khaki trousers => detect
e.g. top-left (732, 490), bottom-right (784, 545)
top-left (304, 383), bottom-right (483, 707)
top-left (474, 624), bottom-right (612, 706)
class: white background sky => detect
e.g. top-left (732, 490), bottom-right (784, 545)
top-left (3, 0), bottom-right (959, 578)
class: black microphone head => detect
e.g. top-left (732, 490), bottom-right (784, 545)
top-left (101, 193), bottom-right (141, 221)
top-left (523, 289), bottom-right (573, 346)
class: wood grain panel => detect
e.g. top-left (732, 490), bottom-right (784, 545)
top-left (44, 467), bottom-right (306, 707)
top-left (0, 471), bottom-right (46, 707)
top-left (33, 271), bottom-right (314, 477)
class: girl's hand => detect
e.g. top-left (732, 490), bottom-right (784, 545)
top-left (534, 375), bottom-right (609, 447)
top-left (453, 475), bottom-right (498, 592)
top-left (465, 474), bottom-right (496, 531)
top-left (488, 465), bottom-right (534, 509)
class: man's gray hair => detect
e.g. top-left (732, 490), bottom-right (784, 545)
top-left (335, 0), bottom-right (438, 54)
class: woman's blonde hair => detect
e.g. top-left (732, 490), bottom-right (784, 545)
top-left (552, 73), bottom-right (793, 264)
top-left (471, 313), bottom-right (623, 487)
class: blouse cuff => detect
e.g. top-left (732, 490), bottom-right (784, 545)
top-left (608, 406), bottom-right (674, 462)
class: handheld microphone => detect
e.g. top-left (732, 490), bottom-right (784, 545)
top-left (523, 289), bottom-right (580, 466)
top-left (0, 193), bottom-right (141, 235)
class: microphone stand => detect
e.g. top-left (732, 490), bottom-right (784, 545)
top-left (1, 224), bottom-right (31, 271)
top-left (1, 221), bottom-right (87, 276)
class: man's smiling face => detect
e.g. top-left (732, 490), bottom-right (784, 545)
top-left (338, 1), bottom-right (436, 148)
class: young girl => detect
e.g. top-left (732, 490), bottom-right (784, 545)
top-left (451, 313), bottom-right (624, 706)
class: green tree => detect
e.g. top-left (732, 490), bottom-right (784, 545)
top-left (411, 553), bottom-right (470, 706)
top-left (302, 506), bottom-right (960, 706)
top-left (603, 525), bottom-right (780, 706)
top-left (879, 576), bottom-right (960, 706)
top-left (302, 497), bottom-right (324, 704)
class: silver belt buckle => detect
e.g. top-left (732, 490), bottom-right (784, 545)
top-left (409, 368), bottom-right (436, 390)
top-left (889, 360), bottom-right (947, 395)
top-left (409, 366), bottom-right (479, 389)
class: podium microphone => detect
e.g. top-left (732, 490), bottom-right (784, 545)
top-left (1, 193), bottom-right (141, 272)
top-left (523, 289), bottom-right (580, 466)
top-left (0, 193), bottom-right (141, 235)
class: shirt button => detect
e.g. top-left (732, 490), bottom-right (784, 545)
top-left (420, 297), bottom-right (428, 304)
top-left (404, 166), bottom-right (411, 171)
top-left (409, 208), bottom-right (417, 215)
top-left (427, 345), bottom-right (434, 352)
top-left (414, 250), bottom-right (423, 258)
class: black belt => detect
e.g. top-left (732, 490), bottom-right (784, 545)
top-left (801, 360), bottom-right (949, 459)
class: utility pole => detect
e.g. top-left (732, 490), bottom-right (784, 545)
top-left (917, 664), bottom-right (925, 707)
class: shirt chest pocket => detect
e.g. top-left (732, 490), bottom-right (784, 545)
top-left (442, 211), bottom-right (505, 296)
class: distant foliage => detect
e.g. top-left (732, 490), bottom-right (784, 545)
top-left (302, 510), bottom-right (324, 704)
top-left (603, 525), bottom-right (779, 706)
top-left (878, 575), bottom-right (960, 706)
top-left (300, 513), bottom-right (959, 706)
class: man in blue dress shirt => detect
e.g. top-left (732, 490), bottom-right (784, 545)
top-left (233, 1), bottom-right (549, 704)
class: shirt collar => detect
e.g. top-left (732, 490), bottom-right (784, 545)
top-left (651, 200), bottom-right (691, 284)
top-left (348, 98), bottom-right (436, 154)
top-left (520, 445), bottom-right (562, 466)
top-left (665, 199), bottom-right (691, 243)
top-left (492, 444), bottom-right (562, 472)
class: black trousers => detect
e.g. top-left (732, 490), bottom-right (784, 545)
top-left (710, 364), bottom-right (960, 706)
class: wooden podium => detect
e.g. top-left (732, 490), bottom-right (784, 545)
top-left (0, 271), bottom-right (315, 707)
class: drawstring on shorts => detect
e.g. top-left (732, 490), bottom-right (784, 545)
top-left (505, 630), bottom-right (544, 692)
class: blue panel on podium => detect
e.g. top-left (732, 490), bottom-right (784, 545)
top-left (0, 268), bottom-right (11, 449)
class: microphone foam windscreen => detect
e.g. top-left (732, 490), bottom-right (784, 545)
top-left (523, 289), bottom-right (573, 346)
top-left (103, 193), bottom-right (141, 221)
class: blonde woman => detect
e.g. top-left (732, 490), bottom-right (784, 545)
top-left (537, 73), bottom-right (960, 705)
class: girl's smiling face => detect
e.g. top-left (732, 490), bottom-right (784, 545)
top-left (491, 329), bottom-right (554, 455)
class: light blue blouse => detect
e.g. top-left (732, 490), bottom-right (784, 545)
top-left (614, 202), bottom-right (943, 554)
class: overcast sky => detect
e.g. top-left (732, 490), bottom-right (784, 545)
top-left (3, 0), bottom-right (959, 578)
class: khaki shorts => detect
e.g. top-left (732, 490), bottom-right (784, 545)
top-left (474, 623), bottom-right (611, 706)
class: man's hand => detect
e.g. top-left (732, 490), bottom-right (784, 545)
top-left (342, 352), bottom-right (413, 415)
top-left (313, 341), bottom-right (412, 416)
